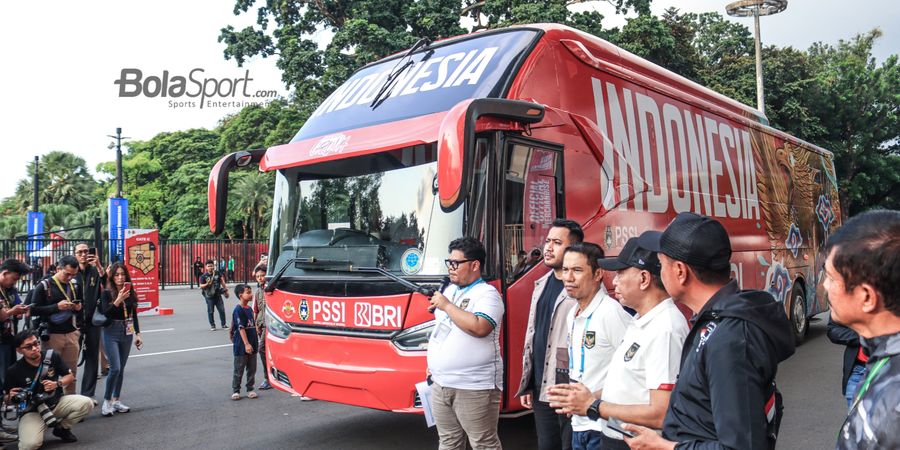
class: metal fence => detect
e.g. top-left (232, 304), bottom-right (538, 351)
top-left (159, 239), bottom-right (268, 289)
top-left (0, 237), bottom-right (268, 293)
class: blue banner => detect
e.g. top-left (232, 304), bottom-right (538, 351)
top-left (26, 211), bottom-right (44, 254)
top-left (108, 198), bottom-right (129, 263)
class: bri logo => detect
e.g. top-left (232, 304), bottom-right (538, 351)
top-left (353, 302), bottom-right (402, 328)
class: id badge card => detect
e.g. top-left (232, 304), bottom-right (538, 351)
top-left (124, 318), bottom-right (135, 336)
top-left (431, 319), bottom-right (452, 343)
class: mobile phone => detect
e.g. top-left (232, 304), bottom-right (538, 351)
top-left (606, 417), bottom-right (636, 438)
top-left (88, 247), bottom-right (97, 256)
top-left (124, 282), bottom-right (133, 290)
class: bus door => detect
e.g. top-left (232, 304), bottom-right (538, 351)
top-left (498, 135), bottom-right (564, 410)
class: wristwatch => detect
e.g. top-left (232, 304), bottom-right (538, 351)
top-left (586, 399), bottom-right (602, 421)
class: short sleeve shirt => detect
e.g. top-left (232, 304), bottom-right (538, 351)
top-left (232, 305), bottom-right (259, 356)
top-left (600, 298), bottom-right (690, 438)
top-left (568, 289), bottom-right (632, 432)
top-left (427, 281), bottom-right (505, 390)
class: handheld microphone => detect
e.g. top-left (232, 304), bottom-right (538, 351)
top-left (427, 276), bottom-right (451, 313)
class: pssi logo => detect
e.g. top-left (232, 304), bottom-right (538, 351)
top-left (299, 299), bottom-right (309, 321)
top-left (353, 302), bottom-right (402, 328)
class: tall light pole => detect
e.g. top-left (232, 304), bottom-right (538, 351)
top-left (32, 156), bottom-right (39, 212)
top-left (107, 127), bottom-right (130, 198)
top-left (726, 0), bottom-right (788, 115)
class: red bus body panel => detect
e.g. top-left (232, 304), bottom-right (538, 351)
top-left (259, 24), bottom-right (840, 414)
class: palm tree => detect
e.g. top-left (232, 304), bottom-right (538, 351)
top-left (232, 173), bottom-right (273, 239)
top-left (10, 151), bottom-right (99, 213)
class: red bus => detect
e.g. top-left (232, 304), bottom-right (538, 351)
top-left (208, 24), bottom-right (840, 413)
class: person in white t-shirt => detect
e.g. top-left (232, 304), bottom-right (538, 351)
top-left (558, 242), bottom-right (632, 450)
top-left (427, 237), bottom-right (504, 450)
top-left (548, 235), bottom-right (689, 450)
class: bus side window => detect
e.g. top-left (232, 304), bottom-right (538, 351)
top-left (503, 143), bottom-right (560, 282)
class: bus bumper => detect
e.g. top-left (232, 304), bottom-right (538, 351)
top-left (266, 332), bottom-right (426, 413)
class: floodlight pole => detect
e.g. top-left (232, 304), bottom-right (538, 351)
top-left (726, 0), bottom-right (788, 115)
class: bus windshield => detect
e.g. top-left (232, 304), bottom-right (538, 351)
top-left (293, 29), bottom-right (540, 141)
top-left (269, 144), bottom-right (464, 278)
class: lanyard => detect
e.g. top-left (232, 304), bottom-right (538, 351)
top-left (436, 279), bottom-right (484, 329)
top-left (452, 278), bottom-right (484, 303)
top-left (849, 357), bottom-right (888, 412)
top-left (52, 277), bottom-right (73, 303)
top-left (569, 307), bottom-right (595, 378)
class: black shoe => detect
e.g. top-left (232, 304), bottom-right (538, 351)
top-left (52, 426), bottom-right (78, 443)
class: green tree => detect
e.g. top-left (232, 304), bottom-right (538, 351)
top-left (9, 151), bottom-right (100, 214)
top-left (805, 30), bottom-right (900, 216)
top-left (232, 172), bottom-right (274, 239)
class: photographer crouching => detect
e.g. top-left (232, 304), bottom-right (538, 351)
top-left (4, 330), bottom-right (92, 449)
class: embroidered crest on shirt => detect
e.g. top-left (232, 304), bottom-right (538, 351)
top-left (696, 322), bottom-right (718, 352)
top-left (459, 298), bottom-right (470, 310)
top-left (583, 331), bottom-right (596, 349)
top-left (624, 342), bottom-right (640, 361)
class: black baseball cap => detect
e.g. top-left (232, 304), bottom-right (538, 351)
top-left (597, 236), bottom-right (661, 276)
top-left (638, 213), bottom-right (732, 270)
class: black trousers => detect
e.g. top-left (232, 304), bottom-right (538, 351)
top-left (80, 323), bottom-right (102, 397)
top-left (233, 353), bottom-right (257, 393)
top-left (205, 296), bottom-right (226, 327)
top-left (534, 400), bottom-right (573, 450)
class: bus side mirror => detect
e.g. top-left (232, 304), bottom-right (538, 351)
top-left (208, 149), bottom-right (266, 235)
top-left (437, 98), bottom-right (544, 212)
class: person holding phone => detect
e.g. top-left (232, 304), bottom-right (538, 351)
top-left (73, 243), bottom-right (107, 404)
top-left (28, 256), bottom-right (84, 395)
top-left (98, 263), bottom-right (143, 417)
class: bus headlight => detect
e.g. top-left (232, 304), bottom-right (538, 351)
top-left (392, 320), bottom-right (435, 351)
top-left (266, 308), bottom-right (292, 339)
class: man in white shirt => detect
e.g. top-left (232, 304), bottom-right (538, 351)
top-left (559, 242), bottom-right (631, 450)
top-left (428, 237), bottom-right (505, 450)
top-left (548, 235), bottom-right (689, 450)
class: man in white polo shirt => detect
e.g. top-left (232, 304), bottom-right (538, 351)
top-left (548, 235), bottom-right (689, 450)
top-left (560, 242), bottom-right (631, 450)
top-left (427, 236), bottom-right (504, 450)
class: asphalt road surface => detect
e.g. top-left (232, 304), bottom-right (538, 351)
top-left (6, 288), bottom-right (847, 450)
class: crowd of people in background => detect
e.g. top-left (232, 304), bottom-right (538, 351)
top-left (425, 210), bottom-right (900, 450)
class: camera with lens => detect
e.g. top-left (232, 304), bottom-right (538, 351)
top-left (7, 389), bottom-right (61, 427)
top-left (36, 321), bottom-right (51, 342)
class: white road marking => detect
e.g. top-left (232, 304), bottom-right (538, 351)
top-left (131, 344), bottom-right (231, 358)
top-left (140, 328), bottom-right (175, 333)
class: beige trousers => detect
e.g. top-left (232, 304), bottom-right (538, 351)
top-left (18, 395), bottom-right (94, 450)
top-left (431, 382), bottom-right (503, 450)
top-left (46, 331), bottom-right (80, 395)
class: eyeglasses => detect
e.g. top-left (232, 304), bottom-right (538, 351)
top-left (75, 250), bottom-right (89, 255)
top-left (19, 342), bottom-right (40, 350)
top-left (444, 259), bottom-right (475, 270)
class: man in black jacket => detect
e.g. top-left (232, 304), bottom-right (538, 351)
top-left (825, 210), bottom-right (900, 450)
top-left (625, 212), bottom-right (795, 449)
top-left (72, 244), bottom-right (106, 404)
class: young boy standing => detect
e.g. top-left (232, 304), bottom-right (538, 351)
top-left (231, 284), bottom-right (258, 400)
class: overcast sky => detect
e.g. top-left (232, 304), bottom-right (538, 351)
top-left (1, 0), bottom-right (897, 201)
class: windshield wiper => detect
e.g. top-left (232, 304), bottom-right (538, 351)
top-left (265, 256), bottom-right (351, 292)
top-left (370, 37), bottom-right (432, 110)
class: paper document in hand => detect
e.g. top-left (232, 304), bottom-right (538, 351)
top-left (415, 381), bottom-right (435, 427)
